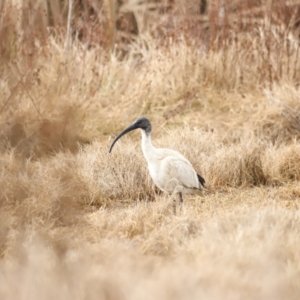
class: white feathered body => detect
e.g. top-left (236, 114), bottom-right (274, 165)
top-left (141, 131), bottom-right (203, 195)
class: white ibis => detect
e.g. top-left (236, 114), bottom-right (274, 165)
top-left (109, 117), bottom-right (205, 213)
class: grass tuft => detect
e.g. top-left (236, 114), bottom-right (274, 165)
top-left (1, 1), bottom-right (300, 299)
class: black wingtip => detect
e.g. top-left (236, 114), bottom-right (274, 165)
top-left (197, 174), bottom-right (205, 187)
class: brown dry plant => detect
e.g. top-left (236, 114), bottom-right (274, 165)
top-left (1, 1), bottom-right (300, 299)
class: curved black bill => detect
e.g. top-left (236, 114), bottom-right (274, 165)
top-left (109, 123), bottom-right (138, 153)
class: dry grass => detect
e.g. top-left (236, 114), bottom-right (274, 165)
top-left (1, 0), bottom-right (300, 299)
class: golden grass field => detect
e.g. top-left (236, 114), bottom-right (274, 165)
top-left (1, 0), bottom-right (300, 299)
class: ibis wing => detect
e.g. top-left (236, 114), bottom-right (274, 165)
top-left (160, 156), bottom-right (202, 190)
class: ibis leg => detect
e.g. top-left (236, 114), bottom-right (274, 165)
top-left (179, 192), bottom-right (183, 211)
top-left (173, 198), bottom-right (176, 215)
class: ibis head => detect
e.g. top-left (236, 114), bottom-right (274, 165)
top-left (109, 117), bottom-right (152, 153)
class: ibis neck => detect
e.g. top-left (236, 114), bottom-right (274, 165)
top-left (141, 130), bottom-right (155, 160)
